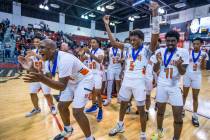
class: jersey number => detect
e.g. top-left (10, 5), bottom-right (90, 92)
top-left (164, 68), bottom-right (173, 79)
top-left (193, 64), bottom-right (197, 71)
top-left (129, 61), bottom-right (134, 71)
top-left (89, 62), bottom-right (96, 69)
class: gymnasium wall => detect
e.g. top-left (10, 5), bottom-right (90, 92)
top-left (116, 4), bottom-right (210, 42)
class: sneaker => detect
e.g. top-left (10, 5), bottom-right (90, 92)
top-left (151, 128), bottom-right (164, 140)
top-left (25, 108), bottom-right (41, 117)
top-left (140, 133), bottom-right (146, 140)
top-left (53, 126), bottom-right (73, 140)
top-left (97, 109), bottom-right (103, 122)
top-left (85, 104), bottom-right (98, 113)
top-left (103, 99), bottom-right (111, 106)
top-left (192, 116), bottom-right (199, 127)
top-left (126, 106), bottom-right (131, 114)
top-left (50, 105), bottom-right (57, 115)
top-left (109, 122), bottom-right (125, 136)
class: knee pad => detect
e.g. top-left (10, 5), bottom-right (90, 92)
top-left (136, 101), bottom-right (145, 106)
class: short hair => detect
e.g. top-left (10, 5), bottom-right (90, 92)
top-left (41, 39), bottom-right (57, 49)
top-left (90, 37), bottom-right (101, 47)
top-left (165, 30), bottom-right (180, 41)
top-left (129, 29), bottom-right (144, 40)
top-left (192, 37), bottom-right (203, 44)
top-left (124, 37), bottom-right (130, 43)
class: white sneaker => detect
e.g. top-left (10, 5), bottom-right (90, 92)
top-left (25, 108), bottom-right (41, 117)
top-left (53, 126), bottom-right (74, 140)
top-left (109, 122), bottom-right (125, 136)
top-left (103, 99), bottom-right (111, 106)
top-left (151, 128), bottom-right (164, 140)
top-left (50, 105), bottom-right (57, 115)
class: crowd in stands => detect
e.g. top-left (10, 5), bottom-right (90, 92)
top-left (0, 19), bottom-right (109, 63)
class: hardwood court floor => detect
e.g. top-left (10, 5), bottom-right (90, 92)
top-left (0, 71), bottom-right (210, 140)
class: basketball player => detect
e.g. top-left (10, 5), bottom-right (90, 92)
top-left (19, 39), bottom-right (95, 140)
top-left (25, 36), bottom-right (56, 117)
top-left (104, 41), bottom-right (123, 106)
top-left (152, 30), bottom-right (189, 140)
top-left (103, 2), bottom-right (160, 139)
top-left (145, 53), bottom-right (156, 120)
top-left (183, 37), bottom-right (208, 127)
top-left (83, 38), bottom-right (104, 122)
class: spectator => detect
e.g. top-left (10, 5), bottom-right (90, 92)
top-left (4, 43), bottom-right (11, 58)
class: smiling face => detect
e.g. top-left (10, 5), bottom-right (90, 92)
top-left (165, 37), bottom-right (178, 51)
top-left (129, 35), bottom-right (143, 49)
top-left (33, 38), bottom-right (40, 48)
top-left (39, 40), bottom-right (56, 61)
top-left (193, 40), bottom-right (202, 52)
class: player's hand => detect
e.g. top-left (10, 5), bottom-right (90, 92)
top-left (156, 52), bottom-right (162, 63)
top-left (149, 1), bottom-right (159, 11)
top-left (18, 56), bottom-right (33, 71)
top-left (149, 1), bottom-right (159, 16)
top-left (23, 72), bottom-right (44, 83)
top-left (26, 50), bottom-right (36, 58)
top-left (83, 47), bottom-right (90, 54)
top-left (78, 48), bottom-right (85, 56)
top-left (176, 57), bottom-right (184, 67)
top-left (103, 15), bottom-right (110, 25)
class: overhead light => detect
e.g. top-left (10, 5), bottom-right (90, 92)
top-left (39, 4), bottom-right (44, 9)
top-left (97, 6), bottom-right (101, 11)
top-left (134, 15), bottom-right (140, 19)
top-left (174, 2), bottom-right (186, 8)
top-left (44, 5), bottom-right (49, 10)
top-left (84, 15), bottom-right (88, 19)
top-left (101, 7), bottom-right (105, 12)
top-left (81, 15), bottom-right (85, 18)
top-left (110, 22), bottom-right (115, 26)
top-left (89, 13), bottom-right (96, 18)
top-left (128, 16), bottom-right (134, 21)
top-left (158, 8), bottom-right (165, 14)
top-left (50, 3), bottom-right (60, 9)
top-left (106, 5), bottom-right (115, 10)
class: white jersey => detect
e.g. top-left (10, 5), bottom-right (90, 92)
top-left (146, 55), bottom-right (156, 80)
top-left (186, 50), bottom-right (209, 75)
top-left (108, 47), bottom-right (122, 69)
top-left (47, 51), bottom-right (91, 84)
top-left (87, 48), bottom-right (104, 74)
top-left (152, 47), bottom-right (189, 87)
top-left (123, 43), bottom-right (152, 79)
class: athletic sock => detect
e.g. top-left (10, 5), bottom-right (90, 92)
top-left (193, 112), bottom-right (198, 118)
top-left (118, 121), bottom-right (124, 126)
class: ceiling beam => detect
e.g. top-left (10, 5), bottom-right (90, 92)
top-left (63, 0), bottom-right (79, 13)
top-left (157, 0), bottom-right (176, 12)
top-left (57, 0), bottom-right (124, 21)
top-left (117, 0), bottom-right (151, 15)
top-left (95, 6), bottom-right (129, 21)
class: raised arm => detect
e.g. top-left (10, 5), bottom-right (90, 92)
top-left (149, 2), bottom-right (160, 53)
top-left (103, 15), bottom-right (124, 50)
